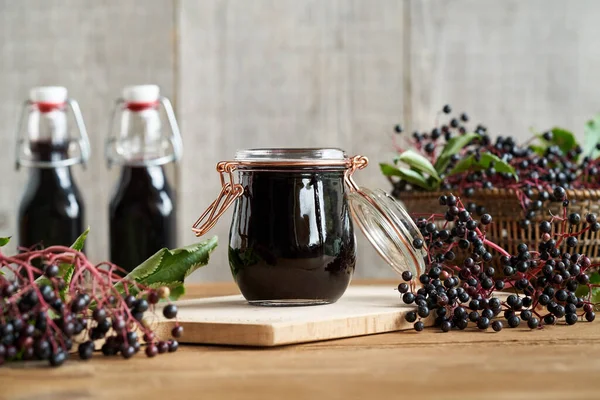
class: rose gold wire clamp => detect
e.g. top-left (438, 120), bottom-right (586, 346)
top-left (191, 155), bottom-right (369, 237)
top-left (192, 161), bottom-right (243, 237)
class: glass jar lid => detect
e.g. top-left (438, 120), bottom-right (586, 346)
top-left (233, 148), bottom-right (350, 169)
top-left (347, 188), bottom-right (427, 278)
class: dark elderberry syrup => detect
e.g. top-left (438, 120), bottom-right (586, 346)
top-left (18, 140), bottom-right (85, 252)
top-left (109, 165), bottom-right (176, 273)
top-left (228, 168), bottom-right (356, 305)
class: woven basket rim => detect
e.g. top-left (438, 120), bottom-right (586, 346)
top-left (396, 188), bottom-right (600, 200)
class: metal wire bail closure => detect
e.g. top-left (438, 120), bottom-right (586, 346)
top-left (191, 154), bottom-right (368, 237)
top-left (192, 162), bottom-right (244, 237)
top-left (105, 95), bottom-right (183, 168)
top-left (14, 99), bottom-right (91, 170)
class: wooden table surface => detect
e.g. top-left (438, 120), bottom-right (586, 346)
top-left (1, 281), bottom-right (600, 400)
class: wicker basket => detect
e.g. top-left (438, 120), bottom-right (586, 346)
top-left (395, 188), bottom-right (600, 269)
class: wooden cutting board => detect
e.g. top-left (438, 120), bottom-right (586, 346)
top-left (152, 285), bottom-right (433, 347)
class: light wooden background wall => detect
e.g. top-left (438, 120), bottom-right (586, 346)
top-left (1, 0), bottom-right (599, 282)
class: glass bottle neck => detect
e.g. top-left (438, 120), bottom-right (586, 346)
top-left (29, 139), bottom-right (70, 162)
top-left (25, 140), bottom-right (75, 187)
top-left (117, 165), bottom-right (169, 191)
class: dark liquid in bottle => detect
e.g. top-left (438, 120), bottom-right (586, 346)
top-left (228, 169), bottom-right (356, 304)
top-left (109, 166), bottom-right (176, 274)
top-left (18, 140), bottom-right (85, 253)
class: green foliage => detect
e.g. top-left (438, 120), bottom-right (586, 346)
top-left (396, 150), bottom-right (441, 182)
top-left (380, 163), bottom-right (435, 190)
top-left (434, 133), bottom-right (479, 173)
top-left (448, 152), bottom-right (518, 181)
top-left (0, 237), bottom-right (10, 247)
top-left (584, 115), bottom-right (600, 159)
top-left (115, 236), bottom-right (219, 301)
top-left (576, 272), bottom-right (600, 311)
top-left (536, 127), bottom-right (577, 154)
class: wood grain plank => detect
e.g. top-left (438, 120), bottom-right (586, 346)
top-left (1, 282), bottom-right (599, 400)
top-left (408, 0), bottom-right (600, 143)
top-left (0, 0), bottom-right (175, 263)
top-left (178, 0), bottom-right (407, 282)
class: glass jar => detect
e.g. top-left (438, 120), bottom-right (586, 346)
top-left (193, 148), bottom-right (427, 306)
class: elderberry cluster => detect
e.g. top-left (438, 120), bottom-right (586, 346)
top-left (391, 105), bottom-right (600, 226)
top-left (400, 187), bottom-right (598, 332)
top-left (1, 251), bottom-right (182, 367)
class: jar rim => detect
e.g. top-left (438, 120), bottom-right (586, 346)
top-left (233, 148), bottom-right (349, 166)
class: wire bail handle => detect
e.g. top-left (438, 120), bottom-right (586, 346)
top-left (105, 96), bottom-right (183, 168)
top-left (191, 154), bottom-right (368, 237)
top-left (344, 155), bottom-right (369, 192)
top-left (14, 99), bottom-right (91, 170)
top-left (192, 161), bottom-right (244, 237)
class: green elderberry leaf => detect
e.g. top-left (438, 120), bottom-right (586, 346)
top-left (536, 127), bottom-right (577, 155)
top-left (380, 163), bottom-right (435, 190)
top-left (447, 152), bottom-right (518, 182)
top-left (125, 248), bottom-right (166, 282)
top-left (0, 237), bottom-right (10, 247)
top-left (115, 236), bottom-right (218, 301)
top-left (396, 150), bottom-right (441, 182)
top-left (584, 114), bottom-right (600, 159)
top-left (434, 133), bottom-right (479, 173)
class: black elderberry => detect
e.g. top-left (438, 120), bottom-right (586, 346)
top-left (162, 304), bottom-right (178, 319)
top-left (553, 305), bottom-right (566, 318)
top-left (586, 213), bottom-right (597, 224)
top-left (555, 289), bottom-right (568, 302)
top-left (527, 318), bottom-right (540, 329)
top-left (401, 271), bottom-right (413, 281)
top-left (468, 311), bottom-right (480, 322)
top-left (412, 238), bottom-right (424, 249)
top-left (405, 311), bottom-right (417, 323)
top-left (477, 317), bottom-right (490, 330)
top-left (565, 313), bottom-right (578, 325)
top-left (124, 295), bottom-right (136, 308)
top-left (44, 264), bottom-right (60, 278)
top-left (414, 321), bottom-right (425, 332)
top-left (441, 321), bottom-right (452, 332)
top-left (442, 104), bottom-right (452, 114)
top-left (586, 312), bottom-right (596, 322)
top-left (78, 341), bottom-right (95, 360)
top-left (488, 321), bottom-right (501, 332)
top-left (403, 293), bottom-right (416, 304)
top-left (565, 303), bottom-right (577, 315)
top-left (480, 214), bottom-right (492, 225)
top-left (568, 213), bottom-right (581, 225)
top-left (398, 283), bottom-right (409, 293)
top-left (520, 310), bottom-right (532, 321)
top-left (49, 351), bottom-right (67, 367)
top-left (454, 307), bottom-right (467, 319)
top-left (466, 220), bottom-right (478, 231)
top-left (394, 124), bottom-right (403, 133)
top-left (553, 187), bottom-right (566, 200)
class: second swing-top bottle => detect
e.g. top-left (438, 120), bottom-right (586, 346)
top-left (105, 85), bottom-right (183, 274)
